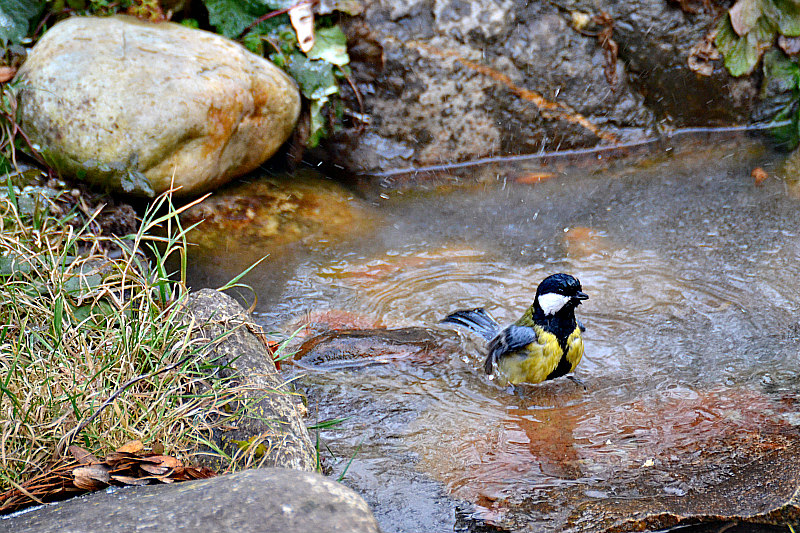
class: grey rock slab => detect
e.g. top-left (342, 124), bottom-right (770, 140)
top-left (2, 468), bottom-right (380, 533)
top-left (16, 15), bottom-right (300, 197)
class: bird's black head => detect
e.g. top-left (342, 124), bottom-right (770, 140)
top-left (534, 273), bottom-right (588, 316)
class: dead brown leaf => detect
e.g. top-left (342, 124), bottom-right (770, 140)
top-left (139, 464), bottom-right (170, 476)
top-left (728, 0), bottom-right (761, 37)
top-left (148, 455), bottom-right (182, 469)
top-left (73, 464), bottom-right (111, 483)
top-left (116, 440), bottom-right (144, 454)
top-left (181, 466), bottom-right (217, 480)
top-left (0, 66), bottom-right (16, 83)
top-left (1, 447), bottom-right (217, 515)
top-left (69, 445), bottom-right (100, 465)
top-left (73, 464), bottom-right (111, 490)
top-left (668, 0), bottom-right (715, 14)
top-left (688, 30), bottom-right (721, 77)
top-left (290, 2), bottom-right (315, 53)
top-left (779, 35), bottom-right (800, 56)
top-left (105, 451), bottom-right (140, 465)
top-left (109, 475), bottom-right (150, 486)
top-left (594, 12), bottom-right (619, 88)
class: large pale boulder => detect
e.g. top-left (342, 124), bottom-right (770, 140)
top-left (16, 16), bottom-right (300, 197)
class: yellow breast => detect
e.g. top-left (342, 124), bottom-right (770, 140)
top-left (565, 327), bottom-right (584, 371)
top-left (495, 325), bottom-right (584, 386)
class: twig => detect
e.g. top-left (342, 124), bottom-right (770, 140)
top-left (339, 67), bottom-right (366, 134)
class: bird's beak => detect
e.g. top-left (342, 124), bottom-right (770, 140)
top-left (574, 291), bottom-right (589, 301)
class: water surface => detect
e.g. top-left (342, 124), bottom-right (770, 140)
top-left (186, 136), bottom-right (800, 532)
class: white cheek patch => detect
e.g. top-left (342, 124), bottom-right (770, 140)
top-left (537, 293), bottom-right (570, 315)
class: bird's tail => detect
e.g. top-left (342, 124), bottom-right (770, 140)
top-left (441, 308), bottom-right (500, 341)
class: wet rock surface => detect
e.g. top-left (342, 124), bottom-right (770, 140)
top-left (2, 468), bottom-right (380, 533)
top-left (576, 0), bottom-right (758, 125)
top-left (185, 289), bottom-right (316, 471)
top-left (320, 0), bottom-right (757, 174)
top-left (581, 440), bottom-right (800, 532)
top-left (17, 15), bottom-right (300, 196)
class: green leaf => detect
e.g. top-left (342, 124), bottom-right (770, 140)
top-left (202, 0), bottom-right (291, 39)
top-left (284, 52), bottom-right (339, 100)
top-left (63, 272), bottom-right (104, 297)
top-left (0, 0), bottom-right (44, 45)
top-left (308, 97), bottom-right (329, 148)
top-left (715, 15), bottom-right (777, 76)
top-left (307, 26), bottom-right (349, 67)
top-left (204, 0), bottom-right (261, 39)
top-left (769, 0), bottom-right (800, 36)
top-left (70, 300), bottom-right (119, 325)
top-left (307, 417), bottom-right (349, 430)
top-left (242, 31), bottom-right (264, 54)
top-left (763, 49), bottom-right (800, 92)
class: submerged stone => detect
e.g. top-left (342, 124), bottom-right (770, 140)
top-left (413, 385), bottom-right (800, 532)
top-left (16, 16), bottom-right (300, 197)
top-left (180, 172), bottom-right (376, 271)
top-left (293, 327), bottom-right (456, 370)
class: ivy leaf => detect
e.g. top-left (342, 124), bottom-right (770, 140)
top-left (307, 26), bottom-right (349, 67)
top-left (0, 0), bottom-right (44, 45)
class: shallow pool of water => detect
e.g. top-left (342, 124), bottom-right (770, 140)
top-left (185, 136), bottom-right (800, 532)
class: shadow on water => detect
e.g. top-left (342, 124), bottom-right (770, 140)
top-left (184, 135), bottom-right (800, 533)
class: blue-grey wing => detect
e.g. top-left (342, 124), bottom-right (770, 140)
top-left (484, 325), bottom-right (538, 374)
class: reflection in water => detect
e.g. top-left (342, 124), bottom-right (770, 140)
top-left (186, 138), bottom-right (800, 532)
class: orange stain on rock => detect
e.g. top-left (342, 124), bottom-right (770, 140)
top-left (751, 167), bottom-right (768, 185)
top-left (514, 172), bottom-right (556, 184)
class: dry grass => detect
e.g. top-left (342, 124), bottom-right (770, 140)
top-left (0, 186), bottom-right (248, 493)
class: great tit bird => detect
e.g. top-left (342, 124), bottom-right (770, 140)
top-left (442, 273), bottom-right (588, 387)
